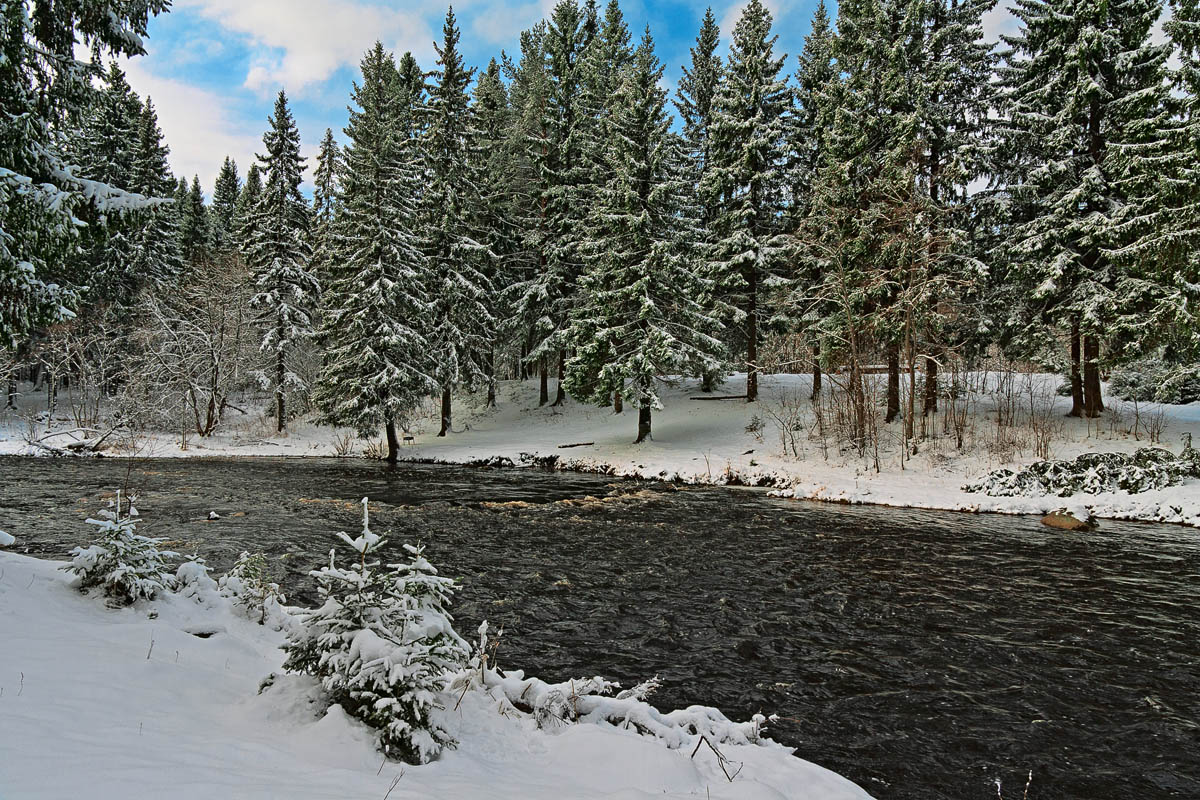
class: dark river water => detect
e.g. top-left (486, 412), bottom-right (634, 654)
top-left (1, 455), bottom-right (1197, 799)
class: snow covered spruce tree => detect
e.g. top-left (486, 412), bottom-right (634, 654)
top-left (564, 30), bottom-right (723, 443)
top-left (63, 492), bottom-right (179, 604)
top-left (421, 9), bottom-right (495, 437)
top-left (314, 44), bottom-right (434, 462)
top-left (674, 7), bottom-right (726, 394)
top-left (127, 98), bottom-right (183, 291)
top-left (245, 90), bottom-right (318, 433)
top-left (470, 59), bottom-right (520, 408)
top-left (786, 0), bottom-right (836, 398)
top-left (997, 0), bottom-right (1173, 417)
top-left (701, 0), bottom-right (790, 403)
top-left (0, 0), bottom-right (169, 347)
top-left (209, 157), bottom-right (241, 252)
top-left (282, 498), bottom-right (469, 764)
top-left (310, 128), bottom-right (342, 291)
top-left (510, 0), bottom-right (592, 407)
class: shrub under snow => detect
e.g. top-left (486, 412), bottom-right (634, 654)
top-left (964, 438), bottom-right (1200, 497)
top-left (281, 498), bottom-right (470, 764)
top-left (218, 551), bottom-right (286, 625)
top-left (62, 493), bottom-right (180, 603)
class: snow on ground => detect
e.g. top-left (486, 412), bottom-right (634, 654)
top-left (3, 373), bottom-right (1199, 528)
top-left (0, 550), bottom-right (871, 800)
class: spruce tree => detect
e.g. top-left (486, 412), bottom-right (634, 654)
top-left (511, 0), bottom-right (591, 406)
top-left (314, 43), bottom-right (434, 461)
top-left (310, 128), bottom-right (342, 290)
top-left (179, 175), bottom-right (209, 265)
top-left (245, 90), bottom-right (318, 433)
top-left (787, 0), bottom-right (836, 398)
top-left (421, 8), bottom-right (495, 437)
top-left (674, 7), bottom-right (726, 393)
top-left (998, 0), bottom-right (1172, 417)
top-left (0, 0), bottom-right (168, 346)
top-left (564, 29), bottom-right (723, 442)
top-left (471, 59), bottom-right (519, 407)
top-left (127, 97), bottom-right (182, 292)
top-left (210, 157), bottom-right (241, 251)
top-left (702, 0), bottom-right (790, 403)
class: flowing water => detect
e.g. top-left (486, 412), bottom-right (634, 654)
top-left (1, 455), bottom-right (1197, 799)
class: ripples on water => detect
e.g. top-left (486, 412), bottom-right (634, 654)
top-left (1, 456), bottom-right (1197, 799)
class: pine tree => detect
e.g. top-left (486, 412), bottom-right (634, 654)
top-left (998, 0), bottom-right (1173, 417)
top-left (235, 163), bottom-right (263, 249)
top-left (76, 63), bottom-right (143, 189)
top-left (314, 43), bottom-right (435, 461)
top-left (421, 8), bottom-right (494, 438)
top-left (702, 0), bottom-right (790, 403)
top-left (564, 29), bottom-right (724, 442)
top-left (246, 90), bottom-right (318, 434)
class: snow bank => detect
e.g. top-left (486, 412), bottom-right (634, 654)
top-left (0, 550), bottom-right (871, 800)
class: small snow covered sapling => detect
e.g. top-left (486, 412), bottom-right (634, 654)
top-left (62, 491), bottom-right (180, 604)
top-left (281, 498), bottom-right (470, 764)
top-left (218, 551), bottom-right (286, 624)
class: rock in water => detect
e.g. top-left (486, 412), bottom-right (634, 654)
top-left (0, 530), bottom-right (14, 547)
top-left (1041, 510), bottom-right (1095, 531)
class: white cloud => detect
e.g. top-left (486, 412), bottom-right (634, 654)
top-left (981, 3), bottom-right (1019, 44)
top-left (719, 0), bottom-right (788, 41)
top-left (122, 57), bottom-right (261, 192)
top-left (174, 0), bottom-right (436, 96)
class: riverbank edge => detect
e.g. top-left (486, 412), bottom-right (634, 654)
top-left (391, 450), bottom-right (1200, 530)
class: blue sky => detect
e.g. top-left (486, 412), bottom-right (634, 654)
top-left (117, 0), bottom-right (1021, 194)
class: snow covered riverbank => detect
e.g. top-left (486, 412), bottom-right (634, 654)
top-left (3, 373), bottom-right (1199, 528)
top-left (0, 548), bottom-right (870, 799)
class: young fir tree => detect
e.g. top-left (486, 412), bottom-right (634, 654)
top-left (0, 0), bottom-right (168, 346)
top-left (701, 0), bottom-right (790, 403)
top-left (564, 29), bottom-right (724, 443)
top-left (310, 128), bottom-right (342, 289)
top-left (245, 90), bottom-right (318, 434)
top-left (998, 0), bottom-right (1172, 418)
top-left (314, 43), bottom-right (434, 462)
top-left (281, 498), bottom-right (469, 764)
top-left (421, 8), bottom-right (495, 437)
top-left (674, 7), bottom-right (726, 393)
top-left (210, 156), bottom-right (241, 252)
top-left (471, 59), bottom-right (519, 407)
top-left (511, 0), bottom-right (592, 407)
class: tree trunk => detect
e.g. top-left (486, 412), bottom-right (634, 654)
top-left (923, 355), bottom-right (938, 415)
top-left (438, 385), bottom-right (451, 436)
top-left (385, 419), bottom-right (400, 462)
top-left (552, 349), bottom-right (566, 406)
top-left (486, 348), bottom-right (497, 408)
top-left (5, 377), bottom-right (15, 409)
top-left (635, 404), bottom-right (652, 443)
top-left (885, 343), bottom-right (900, 423)
top-left (613, 391), bottom-right (622, 413)
top-left (700, 369), bottom-right (717, 393)
top-left (745, 271), bottom-right (759, 403)
top-left (810, 343), bottom-right (821, 400)
top-left (276, 351), bottom-right (286, 433)
top-left (539, 358), bottom-right (549, 406)
top-left (1068, 320), bottom-right (1084, 417)
top-left (1083, 334), bottom-right (1104, 418)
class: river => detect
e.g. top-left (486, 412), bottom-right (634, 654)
top-left (0, 455), bottom-right (1196, 799)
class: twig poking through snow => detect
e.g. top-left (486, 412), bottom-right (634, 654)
top-left (382, 771), bottom-right (404, 799)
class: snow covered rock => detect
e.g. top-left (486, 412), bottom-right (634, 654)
top-left (0, 530), bottom-right (14, 547)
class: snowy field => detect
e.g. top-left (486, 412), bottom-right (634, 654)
top-left (0, 547), bottom-right (870, 800)
top-left (3, 372), bottom-right (1199, 528)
